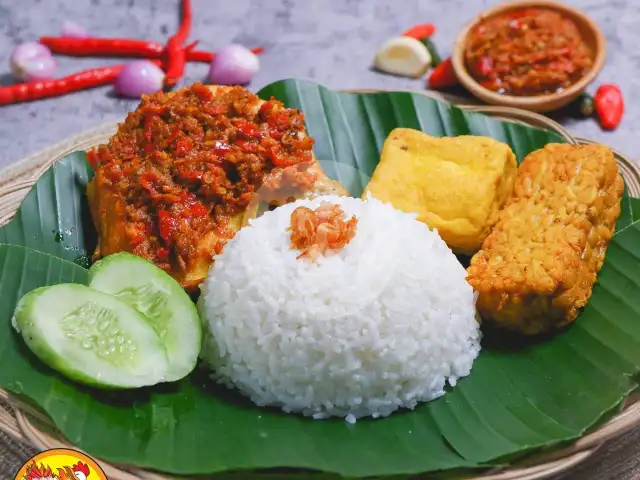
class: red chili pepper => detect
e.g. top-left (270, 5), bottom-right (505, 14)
top-left (480, 78), bottom-right (503, 91)
top-left (158, 210), bottom-right (178, 243)
top-left (140, 171), bottom-right (161, 196)
top-left (236, 140), bottom-right (258, 153)
top-left (140, 175), bottom-right (155, 193)
top-left (2, 3), bottom-right (268, 106)
top-left (259, 100), bottom-right (275, 117)
top-left (1, 64), bottom-right (111, 105)
top-left (183, 49), bottom-right (213, 62)
top-left (267, 111), bottom-right (289, 129)
top-left (401, 24), bottom-right (436, 40)
top-left (178, 192), bottom-right (196, 203)
top-left (172, 0), bottom-right (192, 46)
top-left (188, 202), bottom-right (209, 217)
top-left (204, 105), bottom-right (227, 116)
top-left (211, 140), bottom-right (231, 157)
top-left (143, 107), bottom-right (166, 152)
top-left (164, 37), bottom-right (187, 87)
top-left (198, 46), bottom-right (264, 62)
top-left (175, 137), bottom-right (193, 157)
top-left (235, 119), bottom-right (263, 139)
top-left (156, 247), bottom-right (170, 262)
top-left (106, 164), bottom-right (123, 181)
top-left (187, 83), bottom-right (210, 102)
top-left (166, 126), bottom-right (182, 145)
top-left (509, 8), bottom-right (539, 18)
top-left (428, 57), bottom-right (458, 89)
top-left (130, 234), bottom-right (144, 246)
top-left (40, 36), bottom-right (265, 64)
top-left (550, 47), bottom-right (571, 57)
top-left (475, 56), bottom-right (494, 77)
top-left (129, 227), bottom-right (146, 246)
top-left (0, 60), bottom-right (164, 106)
top-left (264, 109), bottom-right (289, 139)
top-left (164, 0), bottom-right (192, 87)
top-left (40, 37), bottom-right (165, 58)
top-left (143, 117), bottom-right (155, 152)
top-left (179, 167), bottom-right (203, 181)
top-left (266, 145), bottom-right (280, 165)
top-left (86, 150), bottom-right (100, 169)
top-left (267, 145), bottom-right (296, 167)
top-left (594, 84), bottom-right (624, 131)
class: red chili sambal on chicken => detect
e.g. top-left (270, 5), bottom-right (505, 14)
top-left (86, 84), bottom-right (347, 290)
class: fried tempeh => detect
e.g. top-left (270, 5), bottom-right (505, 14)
top-left (466, 144), bottom-right (624, 335)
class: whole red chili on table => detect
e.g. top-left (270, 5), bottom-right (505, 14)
top-left (594, 84), bottom-right (624, 130)
top-left (1, 0), bottom-right (265, 106)
top-left (401, 23), bottom-right (436, 40)
top-left (0, 62), bottom-right (154, 105)
top-left (40, 37), bottom-right (264, 64)
top-left (39, 37), bottom-right (166, 58)
top-left (163, 0), bottom-right (192, 87)
top-left (428, 57), bottom-right (459, 89)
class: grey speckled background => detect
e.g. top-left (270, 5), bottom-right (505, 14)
top-left (0, 0), bottom-right (638, 169)
top-left (1, 1), bottom-right (640, 479)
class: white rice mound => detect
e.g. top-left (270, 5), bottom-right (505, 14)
top-left (199, 194), bottom-right (481, 422)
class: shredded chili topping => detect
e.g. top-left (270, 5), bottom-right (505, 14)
top-left (465, 8), bottom-right (594, 96)
top-left (89, 83), bottom-right (316, 276)
top-left (288, 203), bottom-right (358, 261)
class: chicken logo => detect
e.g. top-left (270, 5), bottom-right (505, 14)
top-left (14, 449), bottom-right (107, 480)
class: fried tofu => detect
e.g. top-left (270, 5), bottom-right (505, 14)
top-left (362, 129), bottom-right (517, 254)
top-left (466, 144), bottom-right (624, 335)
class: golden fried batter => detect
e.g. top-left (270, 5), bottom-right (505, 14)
top-left (363, 129), bottom-right (517, 254)
top-left (466, 144), bottom-right (624, 334)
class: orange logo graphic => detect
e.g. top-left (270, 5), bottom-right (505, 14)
top-left (14, 448), bottom-right (107, 480)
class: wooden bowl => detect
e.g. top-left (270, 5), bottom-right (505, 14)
top-left (451, 0), bottom-right (606, 113)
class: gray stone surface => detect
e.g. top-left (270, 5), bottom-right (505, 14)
top-left (0, 1), bottom-right (639, 479)
top-left (0, 0), bottom-right (638, 169)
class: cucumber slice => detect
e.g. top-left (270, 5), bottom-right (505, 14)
top-left (88, 252), bottom-right (201, 381)
top-left (12, 284), bottom-right (168, 389)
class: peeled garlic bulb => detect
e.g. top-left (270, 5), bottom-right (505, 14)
top-left (373, 36), bottom-right (432, 78)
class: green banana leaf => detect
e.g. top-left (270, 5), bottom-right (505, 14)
top-left (0, 151), bottom-right (94, 267)
top-left (0, 79), bottom-right (639, 478)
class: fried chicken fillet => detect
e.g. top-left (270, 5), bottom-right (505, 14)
top-left (466, 144), bottom-right (624, 335)
top-left (86, 84), bottom-right (347, 291)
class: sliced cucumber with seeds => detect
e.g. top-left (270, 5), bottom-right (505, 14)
top-left (12, 284), bottom-right (168, 389)
top-left (88, 252), bottom-right (201, 382)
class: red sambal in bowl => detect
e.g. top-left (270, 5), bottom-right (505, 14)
top-left (464, 8), bottom-right (594, 97)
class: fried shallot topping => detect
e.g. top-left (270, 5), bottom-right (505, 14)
top-left (288, 203), bottom-right (358, 261)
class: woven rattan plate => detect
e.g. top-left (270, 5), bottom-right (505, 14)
top-left (0, 92), bottom-right (639, 480)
